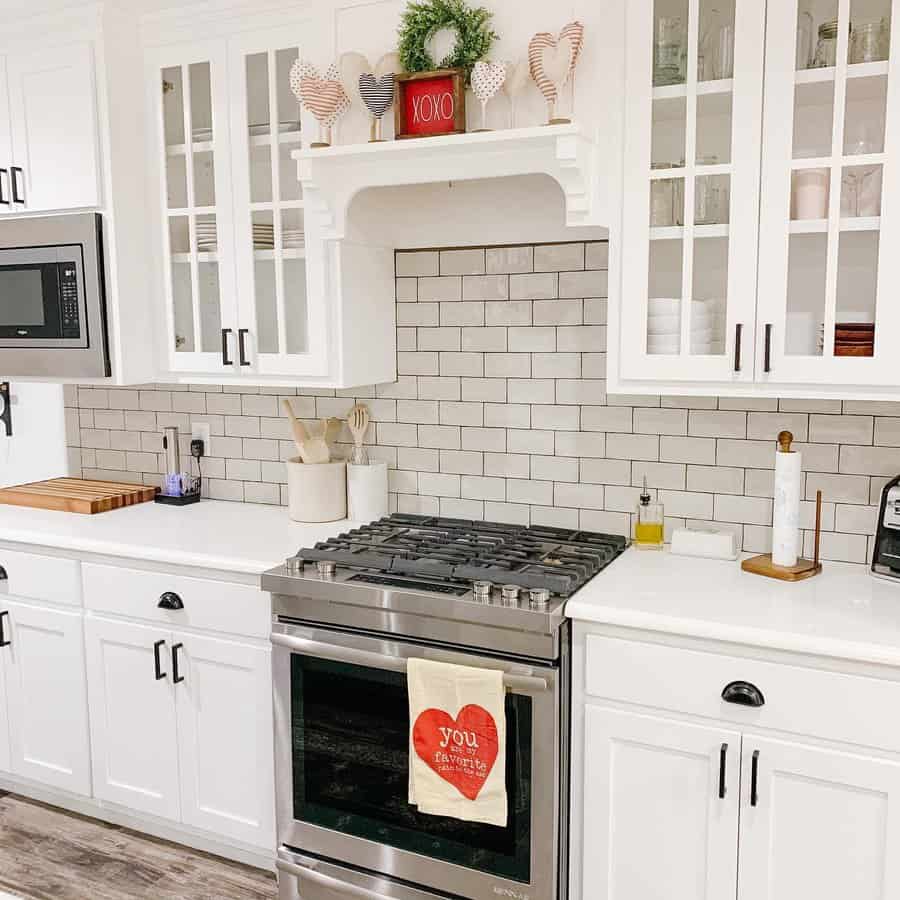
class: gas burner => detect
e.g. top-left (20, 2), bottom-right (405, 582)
top-left (288, 513), bottom-right (628, 599)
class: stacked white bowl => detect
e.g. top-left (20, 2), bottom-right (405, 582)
top-left (647, 298), bottom-right (723, 355)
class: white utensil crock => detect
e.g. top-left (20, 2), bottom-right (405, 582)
top-left (347, 462), bottom-right (388, 522)
top-left (286, 458), bottom-right (347, 523)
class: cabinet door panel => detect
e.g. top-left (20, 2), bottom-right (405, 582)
top-left (85, 616), bottom-right (179, 820)
top-left (618, 0), bottom-right (765, 387)
top-left (6, 42), bottom-right (100, 211)
top-left (174, 632), bottom-right (274, 848)
top-left (583, 706), bottom-right (741, 900)
top-left (0, 629), bottom-right (10, 774)
top-left (738, 735), bottom-right (900, 900)
top-left (3, 601), bottom-right (90, 795)
top-left (0, 58), bottom-right (12, 216)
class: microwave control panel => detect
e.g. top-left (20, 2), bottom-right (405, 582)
top-left (59, 263), bottom-right (81, 339)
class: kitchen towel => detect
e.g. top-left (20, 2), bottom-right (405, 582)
top-left (408, 657), bottom-right (507, 827)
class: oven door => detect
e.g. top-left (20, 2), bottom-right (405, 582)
top-left (272, 621), bottom-right (561, 900)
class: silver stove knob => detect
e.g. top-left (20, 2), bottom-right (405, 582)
top-left (500, 584), bottom-right (521, 607)
top-left (316, 560), bottom-right (337, 578)
top-left (528, 587), bottom-right (550, 610)
top-left (284, 556), bottom-right (305, 575)
top-left (473, 580), bottom-right (493, 602)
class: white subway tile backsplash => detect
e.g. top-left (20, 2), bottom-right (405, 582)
top-left (66, 240), bottom-right (883, 551)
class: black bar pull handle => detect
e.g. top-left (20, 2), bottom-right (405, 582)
top-left (0, 610), bottom-right (8, 647)
top-left (751, 749), bottom-right (760, 807)
top-left (722, 680), bottom-right (765, 708)
top-left (238, 328), bottom-right (251, 366)
top-left (764, 323), bottom-right (773, 374)
top-left (733, 323), bottom-right (743, 373)
top-left (718, 742), bottom-right (728, 799)
top-left (0, 169), bottom-right (9, 206)
top-left (153, 639), bottom-right (166, 680)
top-left (221, 328), bottom-right (233, 366)
top-left (172, 642), bottom-right (185, 684)
top-left (10, 167), bottom-right (24, 205)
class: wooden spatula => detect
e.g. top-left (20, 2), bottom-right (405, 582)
top-left (348, 403), bottom-right (370, 465)
top-left (282, 398), bottom-right (325, 464)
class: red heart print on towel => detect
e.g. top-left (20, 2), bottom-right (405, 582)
top-left (413, 705), bottom-right (499, 801)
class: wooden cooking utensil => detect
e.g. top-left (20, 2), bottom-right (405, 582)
top-left (301, 419), bottom-right (332, 465)
top-left (281, 398), bottom-right (312, 460)
top-left (348, 403), bottom-right (370, 465)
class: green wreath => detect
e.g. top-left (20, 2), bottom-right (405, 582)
top-left (398, 0), bottom-right (498, 83)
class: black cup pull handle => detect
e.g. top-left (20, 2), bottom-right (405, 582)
top-left (764, 323), bottom-right (773, 374)
top-left (722, 680), bottom-right (765, 708)
top-left (0, 565), bottom-right (7, 581)
top-left (153, 639), bottom-right (166, 680)
top-left (221, 328), bottom-right (233, 366)
top-left (158, 591), bottom-right (184, 611)
top-left (238, 328), bottom-right (251, 366)
top-left (0, 610), bottom-right (9, 648)
top-left (751, 749), bottom-right (760, 807)
top-left (733, 323), bottom-right (743, 373)
top-left (10, 167), bottom-right (24, 205)
top-left (172, 643), bottom-right (185, 684)
top-left (718, 742), bottom-right (728, 799)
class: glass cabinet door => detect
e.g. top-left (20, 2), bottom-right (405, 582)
top-left (619, 0), bottom-right (765, 385)
top-left (152, 45), bottom-right (238, 373)
top-left (758, 0), bottom-right (899, 385)
top-left (229, 29), bottom-right (315, 377)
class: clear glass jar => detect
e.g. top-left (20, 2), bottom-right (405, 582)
top-left (850, 21), bottom-right (885, 63)
top-left (654, 16), bottom-right (686, 86)
top-left (813, 20), bottom-right (839, 67)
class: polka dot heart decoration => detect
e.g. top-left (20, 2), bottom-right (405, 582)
top-left (471, 60), bottom-right (507, 131)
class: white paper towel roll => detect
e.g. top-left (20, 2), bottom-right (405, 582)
top-left (348, 462), bottom-right (388, 522)
top-left (772, 449), bottom-right (802, 567)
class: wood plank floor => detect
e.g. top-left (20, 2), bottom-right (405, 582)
top-left (0, 792), bottom-right (276, 900)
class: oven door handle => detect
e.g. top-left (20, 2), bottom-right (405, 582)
top-left (277, 860), bottom-right (394, 900)
top-left (271, 632), bottom-right (550, 694)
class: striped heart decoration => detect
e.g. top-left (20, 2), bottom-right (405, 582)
top-left (358, 72), bottom-right (395, 120)
top-left (289, 60), bottom-right (350, 127)
top-left (559, 21), bottom-right (585, 84)
top-left (528, 32), bottom-right (569, 106)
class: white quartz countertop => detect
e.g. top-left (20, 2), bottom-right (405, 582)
top-left (0, 500), bottom-right (360, 576)
top-left (565, 548), bottom-right (900, 668)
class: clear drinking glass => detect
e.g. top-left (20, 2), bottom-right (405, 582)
top-left (714, 24), bottom-right (735, 78)
top-left (797, 8), bottom-right (815, 69)
top-left (655, 17), bottom-right (686, 86)
top-left (850, 22), bottom-right (885, 63)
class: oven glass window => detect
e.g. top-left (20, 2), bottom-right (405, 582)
top-left (0, 269), bottom-right (46, 325)
top-left (290, 656), bottom-right (532, 883)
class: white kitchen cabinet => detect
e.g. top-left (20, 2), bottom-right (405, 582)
top-left (582, 706), bottom-right (741, 900)
top-left (0, 617), bottom-right (10, 775)
top-left (85, 616), bottom-right (181, 821)
top-left (2, 600), bottom-right (91, 796)
top-left (3, 42), bottom-right (101, 213)
top-left (611, 0), bottom-right (900, 400)
top-left (738, 735), bottom-right (900, 900)
top-left (175, 632), bottom-right (274, 848)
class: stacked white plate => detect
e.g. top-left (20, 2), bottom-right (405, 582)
top-left (647, 298), bottom-right (719, 355)
top-left (283, 228), bottom-right (305, 249)
top-left (196, 221), bottom-right (217, 251)
top-left (253, 223), bottom-right (275, 250)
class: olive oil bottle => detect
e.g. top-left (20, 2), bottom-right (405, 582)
top-left (634, 476), bottom-right (664, 549)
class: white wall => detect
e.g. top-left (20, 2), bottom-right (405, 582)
top-left (0, 382), bottom-right (68, 488)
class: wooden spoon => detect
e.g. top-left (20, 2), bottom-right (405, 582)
top-left (281, 399), bottom-right (310, 459)
top-left (348, 403), bottom-right (370, 465)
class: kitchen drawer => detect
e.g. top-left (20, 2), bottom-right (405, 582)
top-left (0, 549), bottom-right (82, 607)
top-left (585, 634), bottom-right (900, 753)
top-left (82, 563), bottom-right (269, 639)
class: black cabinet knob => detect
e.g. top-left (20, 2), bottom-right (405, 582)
top-left (158, 591), bottom-right (184, 611)
top-left (721, 680), bottom-right (765, 708)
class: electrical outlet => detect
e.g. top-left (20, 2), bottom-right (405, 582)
top-left (191, 423), bottom-right (211, 448)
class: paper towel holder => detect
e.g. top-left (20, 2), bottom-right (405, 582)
top-left (741, 487), bottom-right (823, 581)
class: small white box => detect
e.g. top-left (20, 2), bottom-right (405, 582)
top-left (670, 526), bottom-right (738, 561)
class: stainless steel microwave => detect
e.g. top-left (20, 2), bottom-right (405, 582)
top-left (0, 213), bottom-right (109, 378)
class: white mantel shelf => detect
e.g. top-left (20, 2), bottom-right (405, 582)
top-left (294, 124), bottom-right (597, 238)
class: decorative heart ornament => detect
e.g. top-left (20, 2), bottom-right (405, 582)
top-left (289, 60), bottom-right (350, 127)
top-left (337, 51), bottom-right (372, 108)
top-left (375, 51), bottom-right (403, 78)
top-left (471, 60), bottom-right (507, 104)
top-left (559, 20), bottom-right (585, 83)
top-left (503, 58), bottom-right (531, 99)
top-left (528, 22), bottom-right (584, 108)
top-left (413, 705), bottom-right (499, 801)
top-left (359, 72), bottom-right (396, 119)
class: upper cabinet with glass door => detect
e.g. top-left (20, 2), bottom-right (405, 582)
top-left (757, 0), bottom-right (899, 388)
top-left (150, 43), bottom-right (237, 375)
top-left (618, 0), bottom-right (766, 387)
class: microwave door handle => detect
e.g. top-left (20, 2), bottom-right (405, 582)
top-left (270, 631), bottom-right (550, 694)
top-left (276, 860), bottom-right (395, 900)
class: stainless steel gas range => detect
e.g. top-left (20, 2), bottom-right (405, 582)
top-left (261, 514), bottom-right (627, 900)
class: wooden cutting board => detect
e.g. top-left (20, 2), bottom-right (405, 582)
top-left (0, 478), bottom-right (158, 514)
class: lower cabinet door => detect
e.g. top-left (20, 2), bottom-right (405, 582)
top-left (0, 621), bottom-right (10, 774)
top-left (738, 735), bottom-right (900, 900)
top-left (3, 600), bottom-right (91, 795)
top-left (173, 632), bottom-right (274, 849)
top-left (85, 616), bottom-right (180, 821)
top-left (583, 706), bottom-right (741, 900)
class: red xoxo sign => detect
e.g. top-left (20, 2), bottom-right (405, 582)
top-left (395, 68), bottom-right (467, 139)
